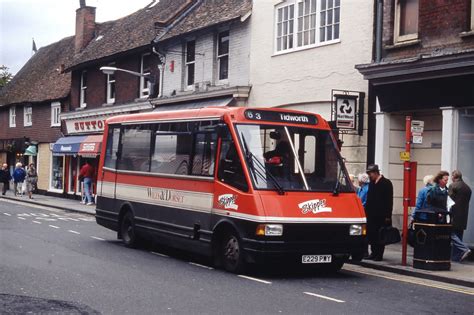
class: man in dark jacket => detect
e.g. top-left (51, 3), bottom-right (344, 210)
top-left (365, 164), bottom-right (394, 261)
top-left (449, 170), bottom-right (472, 262)
top-left (0, 163), bottom-right (11, 195)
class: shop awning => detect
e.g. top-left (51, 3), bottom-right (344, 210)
top-left (52, 136), bottom-right (86, 155)
top-left (79, 135), bottom-right (103, 157)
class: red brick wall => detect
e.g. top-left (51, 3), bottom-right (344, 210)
top-left (382, 0), bottom-right (474, 60)
top-left (70, 52), bottom-right (160, 110)
top-left (0, 101), bottom-right (64, 143)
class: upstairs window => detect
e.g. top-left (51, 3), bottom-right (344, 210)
top-left (51, 102), bottom-right (61, 127)
top-left (9, 106), bottom-right (16, 127)
top-left (106, 64), bottom-right (116, 104)
top-left (140, 53), bottom-right (151, 98)
top-left (217, 31), bottom-right (230, 81)
top-left (185, 40), bottom-right (196, 88)
top-left (24, 105), bottom-right (32, 126)
top-left (471, 0), bottom-right (474, 30)
top-left (80, 71), bottom-right (87, 108)
top-left (395, 0), bottom-right (419, 42)
top-left (275, 0), bottom-right (340, 53)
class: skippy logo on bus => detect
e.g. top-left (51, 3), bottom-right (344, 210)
top-left (217, 194), bottom-right (239, 210)
top-left (299, 199), bottom-right (332, 214)
top-left (147, 188), bottom-right (184, 204)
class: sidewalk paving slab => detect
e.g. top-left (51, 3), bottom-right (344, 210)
top-left (2, 193), bottom-right (473, 288)
top-left (350, 243), bottom-right (474, 288)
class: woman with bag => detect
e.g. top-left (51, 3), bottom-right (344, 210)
top-left (25, 163), bottom-right (38, 199)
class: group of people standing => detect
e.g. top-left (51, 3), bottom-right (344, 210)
top-left (354, 166), bottom-right (472, 263)
top-left (0, 162), bottom-right (38, 199)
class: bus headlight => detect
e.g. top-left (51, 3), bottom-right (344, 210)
top-left (349, 224), bottom-right (366, 236)
top-left (256, 224), bottom-right (283, 236)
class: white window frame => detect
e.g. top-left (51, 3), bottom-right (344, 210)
top-left (9, 106), bottom-right (16, 127)
top-left (139, 53), bottom-right (151, 98)
top-left (51, 102), bottom-right (61, 127)
top-left (471, 0), bottom-right (474, 31)
top-left (24, 105), bottom-right (32, 127)
top-left (394, 0), bottom-right (419, 43)
top-left (185, 40), bottom-right (196, 90)
top-left (217, 30), bottom-right (230, 82)
top-left (274, 0), bottom-right (341, 55)
top-left (80, 71), bottom-right (87, 108)
top-left (106, 63), bottom-right (116, 104)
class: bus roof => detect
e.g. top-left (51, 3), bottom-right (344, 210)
top-left (106, 106), bottom-right (330, 129)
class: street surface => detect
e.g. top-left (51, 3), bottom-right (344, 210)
top-left (1, 199), bottom-right (473, 314)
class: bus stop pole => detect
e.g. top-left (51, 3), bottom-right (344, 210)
top-left (402, 116), bottom-right (412, 266)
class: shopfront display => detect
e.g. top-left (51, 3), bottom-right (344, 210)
top-left (51, 155), bottom-right (64, 191)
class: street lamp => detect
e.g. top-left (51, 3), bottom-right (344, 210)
top-left (99, 66), bottom-right (158, 98)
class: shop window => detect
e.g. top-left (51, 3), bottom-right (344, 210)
top-left (394, 0), bottom-right (419, 42)
top-left (104, 126), bottom-right (121, 169)
top-left (80, 71), bottom-right (87, 108)
top-left (140, 53), bottom-right (151, 98)
top-left (9, 106), bottom-right (16, 127)
top-left (51, 156), bottom-right (64, 190)
top-left (217, 128), bottom-right (248, 192)
top-left (51, 102), bottom-right (61, 127)
top-left (217, 31), bottom-right (229, 81)
top-left (185, 40), bottom-right (196, 88)
top-left (24, 105), bottom-right (32, 126)
top-left (118, 125), bottom-right (152, 172)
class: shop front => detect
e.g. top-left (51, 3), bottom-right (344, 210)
top-left (51, 135), bottom-right (102, 198)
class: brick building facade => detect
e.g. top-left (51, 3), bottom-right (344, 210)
top-left (357, 0), bottom-right (474, 244)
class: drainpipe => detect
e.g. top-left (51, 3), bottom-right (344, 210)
top-left (375, 0), bottom-right (383, 62)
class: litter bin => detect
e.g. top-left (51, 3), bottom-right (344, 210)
top-left (413, 208), bottom-right (452, 271)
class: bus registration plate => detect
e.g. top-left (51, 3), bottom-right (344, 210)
top-left (302, 255), bottom-right (332, 264)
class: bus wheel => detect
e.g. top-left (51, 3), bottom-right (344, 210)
top-left (220, 232), bottom-right (245, 273)
top-left (121, 212), bottom-right (138, 248)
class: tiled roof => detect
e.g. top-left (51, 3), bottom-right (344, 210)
top-left (159, 0), bottom-right (252, 41)
top-left (67, 0), bottom-right (192, 70)
top-left (0, 36), bottom-right (74, 107)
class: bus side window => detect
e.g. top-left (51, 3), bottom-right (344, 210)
top-left (192, 132), bottom-right (217, 176)
top-left (217, 130), bottom-right (248, 192)
top-left (104, 126), bottom-right (121, 169)
top-left (117, 125), bottom-right (152, 172)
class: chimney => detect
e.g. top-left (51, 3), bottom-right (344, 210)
top-left (75, 0), bottom-right (96, 54)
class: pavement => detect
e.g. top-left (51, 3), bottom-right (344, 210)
top-left (2, 191), bottom-right (474, 289)
top-left (1, 199), bottom-right (473, 314)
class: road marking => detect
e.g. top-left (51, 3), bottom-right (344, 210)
top-left (58, 217), bottom-right (80, 222)
top-left (151, 251), bottom-right (169, 258)
top-left (18, 213), bottom-right (31, 217)
top-left (237, 275), bottom-right (272, 284)
top-left (91, 236), bottom-right (105, 241)
top-left (344, 265), bottom-right (474, 296)
top-left (48, 225), bottom-right (60, 229)
top-left (68, 230), bottom-right (80, 235)
top-left (189, 262), bottom-right (214, 270)
top-left (32, 221), bottom-right (41, 224)
top-left (17, 217), bottom-right (26, 220)
top-left (303, 292), bottom-right (345, 303)
top-left (3, 213), bottom-right (11, 216)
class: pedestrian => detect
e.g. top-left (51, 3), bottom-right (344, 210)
top-left (448, 170), bottom-right (472, 262)
top-left (412, 175), bottom-right (434, 218)
top-left (12, 163), bottom-right (26, 197)
top-left (365, 164), bottom-right (393, 261)
top-left (79, 161), bottom-right (95, 206)
top-left (0, 163), bottom-right (11, 195)
top-left (25, 163), bottom-right (38, 199)
top-left (426, 171), bottom-right (449, 210)
top-left (356, 173), bottom-right (369, 209)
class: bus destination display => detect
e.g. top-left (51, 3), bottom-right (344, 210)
top-left (244, 109), bottom-right (317, 125)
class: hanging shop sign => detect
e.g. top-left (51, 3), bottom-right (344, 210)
top-left (331, 90), bottom-right (365, 135)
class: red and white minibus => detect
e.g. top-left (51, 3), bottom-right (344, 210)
top-left (96, 107), bottom-right (366, 272)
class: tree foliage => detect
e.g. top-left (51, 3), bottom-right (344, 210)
top-left (0, 65), bottom-right (14, 88)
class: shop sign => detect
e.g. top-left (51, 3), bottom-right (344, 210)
top-left (66, 117), bottom-right (107, 135)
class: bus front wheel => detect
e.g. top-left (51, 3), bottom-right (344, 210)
top-left (120, 212), bottom-right (138, 248)
top-left (220, 231), bottom-right (245, 273)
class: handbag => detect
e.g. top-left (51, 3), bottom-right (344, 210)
top-left (407, 221), bottom-right (415, 247)
top-left (378, 226), bottom-right (401, 245)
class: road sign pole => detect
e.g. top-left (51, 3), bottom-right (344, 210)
top-left (402, 116), bottom-right (412, 266)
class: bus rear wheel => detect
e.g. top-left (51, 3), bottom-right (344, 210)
top-left (220, 232), bottom-right (245, 273)
top-left (121, 212), bottom-right (138, 248)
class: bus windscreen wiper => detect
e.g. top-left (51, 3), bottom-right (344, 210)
top-left (241, 133), bottom-right (285, 195)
